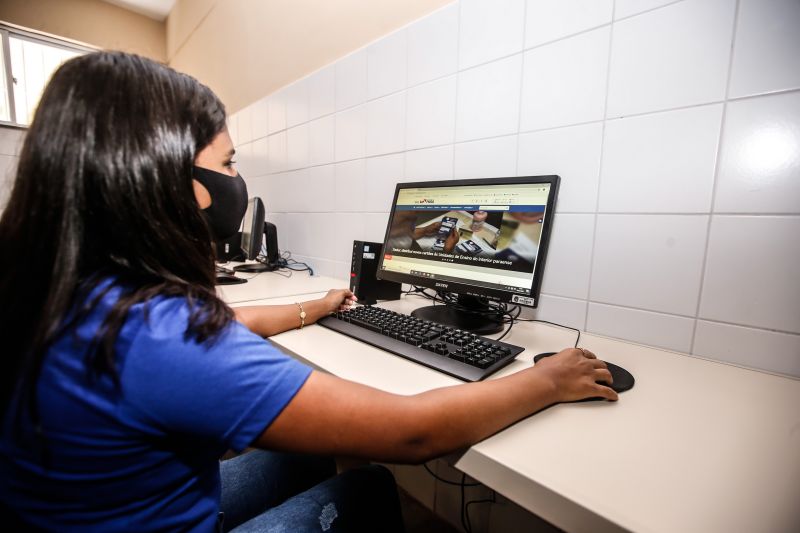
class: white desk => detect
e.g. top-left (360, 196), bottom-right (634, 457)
top-left (217, 269), bottom-right (347, 305)
top-left (224, 275), bottom-right (800, 533)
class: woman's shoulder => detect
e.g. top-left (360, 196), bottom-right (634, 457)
top-left (74, 278), bottom-right (239, 352)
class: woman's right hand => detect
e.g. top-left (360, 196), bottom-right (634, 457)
top-left (533, 348), bottom-right (619, 402)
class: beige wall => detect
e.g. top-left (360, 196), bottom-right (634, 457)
top-left (0, 0), bottom-right (166, 62)
top-left (167, 0), bottom-right (453, 113)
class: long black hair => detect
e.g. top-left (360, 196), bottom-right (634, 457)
top-left (0, 51), bottom-right (234, 421)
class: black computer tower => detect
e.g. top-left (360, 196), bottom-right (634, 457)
top-left (351, 241), bottom-right (401, 305)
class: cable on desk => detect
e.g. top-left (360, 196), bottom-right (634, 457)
top-left (514, 316), bottom-right (582, 348)
top-left (254, 247), bottom-right (315, 277)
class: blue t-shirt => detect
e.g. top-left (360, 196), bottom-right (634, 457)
top-left (0, 283), bottom-right (312, 531)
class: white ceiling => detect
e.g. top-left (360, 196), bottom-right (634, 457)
top-left (101, 0), bottom-right (177, 21)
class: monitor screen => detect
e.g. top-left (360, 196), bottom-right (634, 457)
top-left (378, 176), bottom-right (559, 308)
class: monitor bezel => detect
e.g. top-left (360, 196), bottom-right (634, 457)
top-left (376, 175), bottom-right (560, 308)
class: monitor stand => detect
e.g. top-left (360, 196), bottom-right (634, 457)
top-left (411, 294), bottom-right (504, 335)
top-left (234, 262), bottom-right (279, 273)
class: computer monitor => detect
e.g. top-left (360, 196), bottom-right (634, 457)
top-left (233, 197), bottom-right (279, 273)
top-left (240, 197), bottom-right (265, 260)
top-left (377, 175), bottom-right (559, 334)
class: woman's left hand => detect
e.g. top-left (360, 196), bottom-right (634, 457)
top-left (321, 289), bottom-right (357, 314)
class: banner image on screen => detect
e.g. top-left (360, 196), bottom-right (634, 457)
top-left (379, 177), bottom-right (558, 306)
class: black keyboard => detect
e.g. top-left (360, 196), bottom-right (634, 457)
top-left (317, 305), bottom-right (525, 382)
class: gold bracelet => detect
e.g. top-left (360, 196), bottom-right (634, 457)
top-left (295, 302), bottom-right (306, 329)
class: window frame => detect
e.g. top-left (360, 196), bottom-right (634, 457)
top-left (0, 22), bottom-right (97, 127)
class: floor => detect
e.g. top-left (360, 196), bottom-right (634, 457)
top-left (398, 488), bottom-right (460, 533)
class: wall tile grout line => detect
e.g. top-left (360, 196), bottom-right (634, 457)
top-left (612, 0), bottom-right (689, 23)
top-left (513, 0), bottom-right (528, 180)
top-left (533, 292), bottom-right (800, 339)
top-left (689, 0), bottom-right (743, 355)
top-left (582, 1), bottom-right (617, 334)
top-left (448, 1), bottom-right (462, 185)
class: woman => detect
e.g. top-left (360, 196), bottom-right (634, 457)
top-left (0, 52), bottom-right (617, 532)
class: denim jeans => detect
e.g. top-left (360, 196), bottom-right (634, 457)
top-left (219, 450), bottom-right (404, 532)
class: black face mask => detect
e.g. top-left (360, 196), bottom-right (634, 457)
top-left (193, 166), bottom-right (249, 240)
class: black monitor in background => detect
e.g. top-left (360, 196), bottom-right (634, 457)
top-left (377, 175), bottom-right (560, 334)
top-left (241, 197), bottom-right (265, 260)
top-left (233, 197), bottom-right (279, 273)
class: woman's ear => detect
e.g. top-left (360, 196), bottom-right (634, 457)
top-left (193, 179), bottom-right (212, 209)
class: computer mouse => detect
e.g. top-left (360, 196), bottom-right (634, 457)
top-left (533, 351), bottom-right (635, 394)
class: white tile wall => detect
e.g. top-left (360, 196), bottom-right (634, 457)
top-left (614, 0), bottom-right (679, 19)
top-left (285, 79), bottom-right (309, 128)
top-left (454, 135), bottom-right (518, 180)
top-left (286, 124), bottom-right (309, 171)
top-left (406, 76), bottom-right (457, 150)
top-left (237, 102), bottom-right (253, 144)
top-left (267, 89), bottom-right (286, 135)
top-left (458, 0), bottom-right (525, 70)
top-left (714, 91), bottom-right (800, 213)
top-left (590, 214), bottom-right (708, 316)
top-left (250, 137), bottom-right (269, 176)
top-left (267, 132), bottom-right (286, 173)
top-left (525, 0), bottom-right (613, 48)
top-left (693, 320), bottom-right (800, 377)
top-left (599, 104), bottom-right (722, 213)
top-left (307, 65), bottom-right (336, 120)
top-left (335, 50), bottom-right (368, 111)
top-left (334, 105), bottom-right (367, 162)
top-left (303, 165), bottom-right (335, 214)
top-left (307, 116), bottom-right (335, 166)
top-left (699, 216), bottom-right (800, 334)
top-left (606, 0), bottom-right (736, 118)
top-left (367, 29), bottom-right (407, 100)
top-left (728, 0), bottom-right (800, 99)
top-left (524, 294), bottom-right (588, 331)
top-left (456, 54), bottom-right (523, 141)
top-left (407, 3), bottom-right (459, 87)
top-left (540, 214), bottom-right (594, 299)
top-left (587, 302), bottom-right (696, 353)
top-left (366, 92), bottom-right (406, 156)
top-left (517, 122), bottom-right (603, 213)
top-left (250, 97), bottom-right (269, 140)
top-left (520, 26), bottom-right (610, 132)
top-left (365, 153), bottom-right (405, 211)
top-left (234, 141), bottom-right (254, 178)
top-left (229, 0), bottom-right (800, 383)
top-left (334, 159), bottom-right (367, 213)
top-left (405, 145), bottom-right (454, 181)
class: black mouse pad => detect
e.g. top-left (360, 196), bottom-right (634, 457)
top-left (533, 352), bottom-right (635, 393)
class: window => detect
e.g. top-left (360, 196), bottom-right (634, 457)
top-left (1, 24), bottom-right (94, 126)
